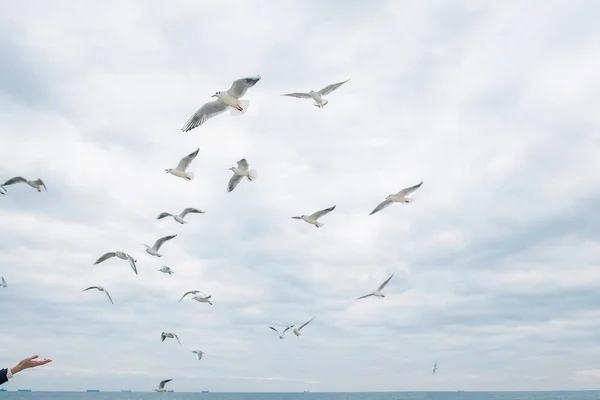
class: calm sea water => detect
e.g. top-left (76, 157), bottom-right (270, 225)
top-left (0, 392), bottom-right (599, 400)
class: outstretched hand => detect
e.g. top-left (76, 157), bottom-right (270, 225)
top-left (11, 355), bottom-right (52, 374)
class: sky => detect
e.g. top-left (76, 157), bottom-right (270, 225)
top-left (1, 0), bottom-right (600, 393)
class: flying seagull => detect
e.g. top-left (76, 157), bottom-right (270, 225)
top-left (0, 188), bottom-right (5, 195)
top-left (282, 79), bottom-right (350, 108)
top-left (228, 158), bottom-right (257, 192)
top-left (192, 294), bottom-right (213, 305)
top-left (159, 266), bottom-right (174, 275)
top-left (155, 379), bottom-right (173, 392)
top-left (269, 325), bottom-right (294, 339)
top-left (178, 290), bottom-right (202, 303)
top-left (0, 277), bottom-right (6, 287)
top-left (192, 350), bottom-right (205, 360)
top-left (165, 148), bottom-right (199, 181)
top-left (82, 286), bottom-right (114, 304)
top-left (181, 75), bottom-right (261, 132)
top-left (144, 234), bottom-right (177, 257)
top-left (1, 177), bottom-right (47, 192)
top-left (157, 207), bottom-right (205, 224)
top-left (369, 181), bottom-right (423, 216)
top-left (93, 251), bottom-right (138, 275)
top-left (356, 273), bottom-right (394, 300)
top-left (293, 317), bottom-right (316, 337)
top-left (292, 205), bottom-right (336, 228)
top-left (161, 332), bottom-right (181, 345)
top-left (433, 362), bottom-right (438, 375)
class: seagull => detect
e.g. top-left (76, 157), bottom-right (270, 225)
top-left (165, 148), bottom-right (199, 181)
top-left (178, 290), bottom-right (202, 303)
top-left (433, 362), bottom-right (438, 375)
top-left (228, 158), bottom-right (257, 192)
top-left (1, 177), bottom-right (47, 192)
top-left (192, 350), bottom-right (205, 360)
top-left (93, 251), bottom-right (138, 275)
top-left (369, 181), bottom-right (423, 216)
top-left (293, 317), bottom-right (316, 337)
top-left (292, 205), bottom-right (336, 228)
top-left (181, 75), bottom-right (261, 132)
top-left (161, 332), bottom-right (181, 345)
top-left (144, 234), bottom-right (177, 257)
top-left (192, 294), bottom-right (213, 305)
top-left (0, 277), bottom-right (6, 287)
top-left (282, 79), bottom-right (350, 108)
top-left (159, 266), bottom-right (174, 275)
top-left (82, 286), bottom-right (114, 304)
top-left (0, 188), bottom-right (5, 195)
top-left (269, 325), bottom-right (294, 339)
top-left (356, 273), bottom-right (394, 300)
top-left (155, 379), bottom-right (173, 392)
top-left (157, 207), bottom-right (205, 224)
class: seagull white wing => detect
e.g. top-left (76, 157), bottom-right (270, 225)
top-left (157, 212), bottom-right (173, 220)
top-left (33, 179), bottom-right (47, 191)
top-left (282, 92), bottom-right (312, 99)
top-left (180, 208), bottom-right (205, 217)
top-left (104, 289), bottom-right (114, 304)
top-left (1, 277), bottom-right (5, 286)
top-left (153, 234), bottom-right (177, 251)
top-left (356, 293), bottom-right (374, 300)
top-left (124, 253), bottom-right (138, 275)
top-left (318, 79), bottom-right (350, 96)
top-left (237, 158), bottom-right (249, 170)
top-left (94, 252), bottom-right (116, 264)
top-left (181, 100), bottom-right (228, 132)
top-left (298, 317), bottom-right (315, 331)
top-left (2, 176), bottom-right (27, 186)
top-left (227, 75), bottom-right (261, 98)
top-left (173, 333), bottom-right (181, 345)
top-left (369, 198), bottom-right (393, 216)
top-left (176, 148), bottom-right (199, 171)
top-left (310, 205), bottom-right (336, 220)
top-left (377, 273), bottom-right (394, 292)
top-left (268, 326), bottom-right (280, 334)
top-left (158, 379), bottom-right (172, 388)
top-left (82, 286), bottom-right (101, 292)
top-left (178, 290), bottom-right (199, 303)
top-left (397, 181), bottom-right (423, 196)
top-left (228, 174), bottom-right (243, 192)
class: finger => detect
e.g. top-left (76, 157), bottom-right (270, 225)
top-left (22, 355), bottom-right (39, 363)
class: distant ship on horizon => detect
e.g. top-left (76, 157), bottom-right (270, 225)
top-left (86, 389), bottom-right (100, 392)
top-left (17, 389), bottom-right (32, 392)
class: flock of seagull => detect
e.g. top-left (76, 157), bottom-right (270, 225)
top-left (0, 74), bottom-right (434, 392)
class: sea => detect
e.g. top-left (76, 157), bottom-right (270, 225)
top-left (0, 392), bottom-right (600, 400)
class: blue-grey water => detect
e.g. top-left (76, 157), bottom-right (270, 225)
top-left (1, 392), bottom-right (600, 400)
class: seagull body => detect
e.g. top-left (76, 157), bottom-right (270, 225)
top-left (155, 379), bottom-right (173, 392)
top-left (144, 234), bottom-right (177, 257)
top-left (1, 277), bottom-right (6, 287)
top-left (369, 182), bottom-right (423, 215)
top-left (178, 290), bottom-right (201, 303)
top-left (93, 251), bottom-right (138, 275)
top-left (161, 332), bottom-right (181, 345)
top-left (159, 266), bottom-right (174, 275)
top-left (228, 158), bottom-right (257, 192)
top-left (293, 317), bottom-right (315, 337)
top-left (269, 325), bottom-right (294, 339)
top-left (192, 350), bottom-right (205, 360)
top-left (1, 177), bottom-right (47, 192)
top-left (82, 286), bottom-right (114, 304)
top-left (165, 149), bottom-right (199, 181)
top-left (282, 79), bottom-right (349, 108)
top-left (192, 294), bottom-right (213, 305)
top-left (157, 207), bottom-right (205, 224)
top-left (356, 273), bottom-right (394, 300)
top-left (292, 205), bottom-right (336, 228)
top-left (433, 362), bottom-right (438, 375)
top-left (181, 75), bottom-right (261, 132)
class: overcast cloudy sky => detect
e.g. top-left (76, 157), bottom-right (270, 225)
top-left (1, 0), bottom-right (600, 393)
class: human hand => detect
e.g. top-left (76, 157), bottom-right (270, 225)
top-left (11, 355), bottom-right (52, 374)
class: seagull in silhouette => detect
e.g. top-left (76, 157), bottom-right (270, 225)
top-left (269, 325), bottom-right (294, 339)
top-left (159, 266), bottom-right (174, 275)
top-left (369, 182), bottom-right (423, 215)
top-left (82, 286), bottom-right (114, 304)
top-left (1, 177), bottom-right (47, 192)
top-left (293, 317), bottom-right (316, 337)
top-left (165, 148), bottom-right (199, 181)
top-left (181, 75), bottom-right (261, 132)
top-left (144, 234), bottom-right (177, 257)
top-left (356, 273), bottom-right (394, 300)
top-left (93, 251), bottom-right (137, 275)
top-left (433, 362), bottom-right (438, 375)
top-left (292, 205), bottom-right (336, 228)
top-left (161, 332), bottom-right (181, 345)
top-left (1, 277), bottom-right (6, 287)
top-left (157, 207), bottom-right (205, 224)
top-left (282, 79), bottom-right (350, 108)
top-left (228, 158), bottom-right (257, 192)
top-left (155, 379), bottom-right (173, 392)
top-left (192, 350), bottom-right (205, 360)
